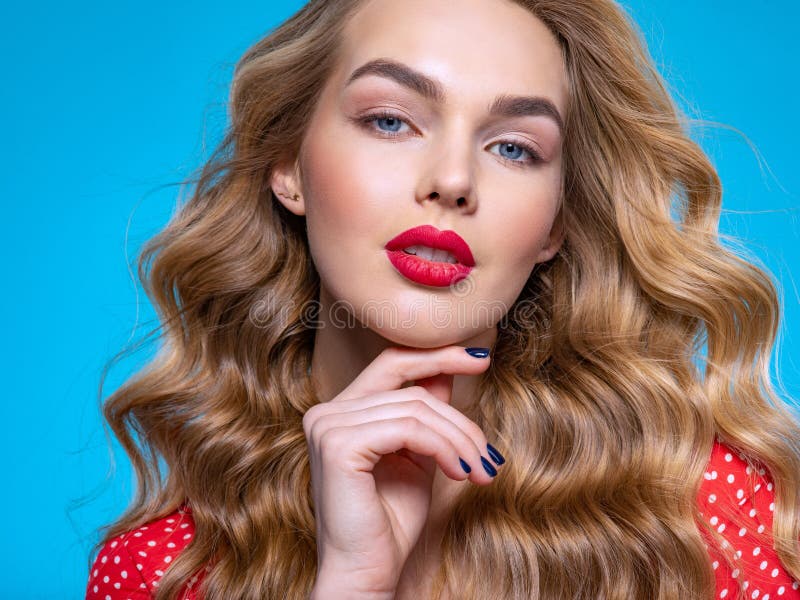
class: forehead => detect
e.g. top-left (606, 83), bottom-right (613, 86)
top-left (335, 0), bottom-right (568, 113)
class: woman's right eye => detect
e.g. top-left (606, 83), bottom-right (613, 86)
top-left (358, 111), bottom-right (413, 137)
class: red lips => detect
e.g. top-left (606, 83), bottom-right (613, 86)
top-left (384, 225), bottom-right (475, 267)
top-left (384, 225), bottom-right (475, 288)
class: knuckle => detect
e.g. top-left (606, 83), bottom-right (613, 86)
top-left (407, 398), bottom-right (429, 417)
top-left (318, 427), bottom-right (346, 454)
top-left (465, 421), bottom-right (485, 442)
top-left (398, 415), bottom-right (423, 433)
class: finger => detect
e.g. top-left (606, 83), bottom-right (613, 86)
top-left (319, 417), bottom-right (472, 482)
top-left (308, 387), bottom-right (490, 462)
top-left (311, 401), bottom-right (494, 483)
top-left (333, 345), bottom-right (491, 404)
top-left (414, 373), bottom-right (454, 406)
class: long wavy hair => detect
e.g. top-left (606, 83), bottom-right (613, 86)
top-left (90, 0), bottom-right (800, 598)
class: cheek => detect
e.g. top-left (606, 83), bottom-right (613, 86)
top-left (300, 123), bottom-right (414, 235)
top-left (485, 170), bottom-right (562, 266)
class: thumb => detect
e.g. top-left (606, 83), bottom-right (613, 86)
top-left (414, 373), bottom-right (455, 405)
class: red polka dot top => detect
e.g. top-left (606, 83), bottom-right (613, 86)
top-left (86, 439), bottom-right (800, 599)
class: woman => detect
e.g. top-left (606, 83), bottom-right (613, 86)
top-left (86, 0), bottom-right (800, 598)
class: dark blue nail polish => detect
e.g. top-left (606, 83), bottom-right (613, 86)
top-left (480, 456), bottom-right (497, 477)
top-left (465, 347), bottom-right (490, 358)
top-left (459, 457), bottom-right (472, 473)
top-left (486, 443), bottom-right (505, 466)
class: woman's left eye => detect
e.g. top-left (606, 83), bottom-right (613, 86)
top-left (359, 111), bottom-right (543, 167)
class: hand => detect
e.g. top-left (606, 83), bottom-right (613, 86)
top-left (305, 345), bottom-right (503, 598)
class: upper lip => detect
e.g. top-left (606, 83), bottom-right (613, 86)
top-left (384, 225), bottom-right (475, 267)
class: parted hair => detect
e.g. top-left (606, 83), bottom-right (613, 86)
top-left (90, 0), bottom-right (800, 598)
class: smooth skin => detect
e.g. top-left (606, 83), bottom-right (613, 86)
top-left (270, 0), bottom-right (568, 596)
top-left (305, 346), bottom-right (494, 598)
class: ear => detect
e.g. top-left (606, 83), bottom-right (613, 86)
top-left (535, 207), bottom-right (565, 263)
top-left (269, 158), bottom-right (306, 216)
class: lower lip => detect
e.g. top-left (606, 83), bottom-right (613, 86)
top-left (385, 250), bottom-right (473, 287)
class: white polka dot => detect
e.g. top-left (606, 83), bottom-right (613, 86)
top-left (164, 527), bottom-right (173, 532)
top-left (121, 570), bottom-right (128, 579)
top-left (732, 569), bottom-right (741, 578)
top-left (113, 582), bottom-right (121, 589)
top-left (752, 590), bottom-right (760, 598)
top-left (147, 540), bottom-right (156, 547)
top-left (749, 509), bottom-right (757, 518)
top-left (183, 533), bottom-right (192, 540)
top-left (705, 472), bottom-right (713, 480)
top-left (792, 582), bottom-right (798, 590)
top-left (136, 563), bottom-right (143, 571)
top-left (167, 518), bottom-right (175, 523)
top-left (735, 550), bottom-right (743, 559)
top-left (767, 483), bottom-right (773, 491)
top-left (164, 555), bottom-right (172, 563)
top-left (100, 556), bottom-right (107, 564)
top-left (739, 527), bottom-right (747, 537)
top-left (777, 586), bottom-right (784, 595)
top-left (713, 560), bottom-right (719, 570)
top-left (110, 541), bottom-right (118, 548)
top-left (167, 542), bottom-right (176, 548)
top-left (717, 523), bottom-right (726, 533)
top-left (724, 453), bottom-right (732, 462)
top-left (113, 555), bottom-right (120, 564)
top-left (711, 516), bottom-right (720, 526)
top-left (105, 595), bottom-right (111, 600)
top-left (760, 560), bottom-right (768, 570)
top-left (93, 585), bottom-right (98, 593)
top-left (103, 575), bottom-right (109, 583)
top-left (138, 551), bottom-right (147, 557)
top-left (155, 569), bottom-right (164, 577)
top-left (758, 525), bottom-right (765, 534)
top-left (709, 494), bottom-right (717, 503)
top-left (727, 474), bottom-right (735, 484)
top-left (180, 523), bottom-right (189, 528)
top-left (744, 581), bottom-right (750, 590)
top-left (755, 484), bottom-right (762, 492)
top-left (133, 532), bottom-right (142, 537)
top-left (753, 547), bottom-right (761, 556)
top-left (93, 569), bottom-right (98, 577)
top-left (746, 466), bottom-right (753, 474)
top-left (711, 471), bottom-right (718, 479)
top-left (771, 568), bottom-right (779, 577)
top-left (720, 590), bottom-right (728, 598)
top-left (764, 594), bottom-right (770, 600)
top-left (737, 489), bottom-right (744, 499)
top-left (769, 502), bottom-right (775, 512)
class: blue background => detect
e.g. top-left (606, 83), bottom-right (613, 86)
top-left (2, 1), bottom-right (797, 597)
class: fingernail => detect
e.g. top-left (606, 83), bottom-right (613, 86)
top-left (459, 457), bottom-right (472, 473)
top-left (480, 456), bottom-right (497, 477)
top-left (465, 347), bottom-right (490, 358)
top-left (486, 443), bottom-right (505, 466)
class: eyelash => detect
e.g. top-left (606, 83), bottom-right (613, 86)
top-left (357, 110), bottom-right (544, 168)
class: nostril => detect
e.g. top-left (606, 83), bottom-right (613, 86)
top-left (430, 192), bottom-right (440, 200)
top-left (457, 197), bottom-right (466, 207)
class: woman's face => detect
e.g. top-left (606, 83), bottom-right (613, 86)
top-left (273, 0), bottom-right (568, 348)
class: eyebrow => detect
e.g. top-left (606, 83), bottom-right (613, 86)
top-left (345, 58), bottom-right (564, 133)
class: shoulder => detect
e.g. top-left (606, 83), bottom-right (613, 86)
top-left (86, 502), bottom-right (206, 599)
top-left (699, 439), bottom-right (800, 598)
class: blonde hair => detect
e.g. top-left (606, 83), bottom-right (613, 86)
top-left (91, 0), bottom-right (800, 598)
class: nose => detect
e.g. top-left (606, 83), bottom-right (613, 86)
top-left (415, 135), bottom-right (477, 213)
